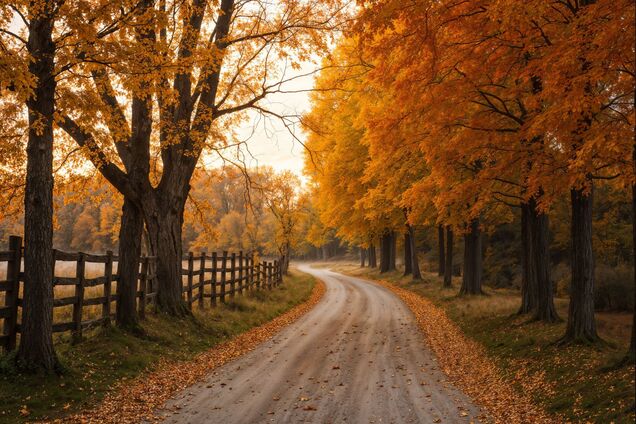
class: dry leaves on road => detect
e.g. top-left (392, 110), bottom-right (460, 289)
top-left (52, 280), bottom-right (325, 424)
top-left (375, 280), bottom-right (553, 424)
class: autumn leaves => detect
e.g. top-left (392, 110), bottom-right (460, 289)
top-left (303, 0), bottom-right (634, 351)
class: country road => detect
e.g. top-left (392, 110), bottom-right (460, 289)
top-left (159, 265), bottom-right (484, 423)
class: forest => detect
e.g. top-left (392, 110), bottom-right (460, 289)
top-left (0, 0), bottom-right (634, 422)
top-left (0, 167), bottom-right (312, 259)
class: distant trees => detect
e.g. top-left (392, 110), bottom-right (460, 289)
top-left (1, 166), bottom-right (306, 259)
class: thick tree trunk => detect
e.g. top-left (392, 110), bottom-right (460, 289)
top-left (116, 197), bottom-right (143, 328)
top-left (17, 7), bottom-right (58, 371)
top-left (403, 232), bottom-right (412, 276)
top-left (529, 199), bottom-right (559, 322)
top-left (409, 225), bottom-right (422, 280)
top-left (460, 219), bottom-right (483, 295)
top-left (368, 244), bottom-right (377, 268)
top-left (114, 12), bottom-right (155, 325)
top-left (444, 227), bottom-right (453, 287)
top-left (389, 231), bottom-right (397, 271)
top-left (563, 184), bottom-right (598, 342)
top-left (145, 197), bottom-right (189, 316)
top-left (380, 232), bottom-right (391, 273)
top-left (360, 247), bottom-right (366, 267)
top-left (438, 225), bottom-right (445, 276)
top-left (519, 203), bottom-right (538, 314)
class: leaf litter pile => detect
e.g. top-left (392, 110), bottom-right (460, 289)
top-left (54, 280), bottom-right (326, 424)
top-left (375, 279), bottom-right (552, 424)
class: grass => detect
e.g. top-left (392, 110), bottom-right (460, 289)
top-left (0, 268), bottom-right (316, 423)
top-left (326, 260), bottom-right (635, 424)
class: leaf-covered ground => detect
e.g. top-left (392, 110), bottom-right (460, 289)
top-left (0, 270), bottom-right (322, 423)
top-left (331, 262), bottom-right (635, 424)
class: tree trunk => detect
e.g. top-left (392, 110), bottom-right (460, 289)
top-left (460, 219), bottom-right (483, 295)
top-left (519, 203), bottom-right (538, 314)
top-left (403, 232), bottom-right (412, 276)
top-left (368, 244), bottom-right (377, 268)
top-left (282, 241), bottom-right (290, 274)
top-left (17, 6), bottom-right (58, 371)
top-left (444, 227), bottom-right (453, 287)
top-left (116, 197), bottom-right (143, 328)
top-left (360, 247), bottom-right (366, 267)
top-left (389, 231), bottom-right (397, 271)
top-left (145, 196), bottom-right (189, 316)
top-left (409, 225), bottom-right (422, 280)
top-left (563, 184), bottom-right (598, 342)
top-left (380, 232), bottom-right (391, 273)
top-left (529, 199), bottom-right (559, 322)
top-left (438, 225), bottom-right (445, 277)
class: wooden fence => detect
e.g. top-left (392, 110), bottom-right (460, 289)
top-left (0, 235), bottom-right (283, 353)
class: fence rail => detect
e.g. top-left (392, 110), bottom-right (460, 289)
top-left (0, 236), bottom-right (283, 352)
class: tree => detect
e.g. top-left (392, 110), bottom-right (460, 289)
top-left (444, 227), bottom-right (454, 288)
top-left (59, 0), bottom-right (348, 318)
top-left (264, 171), bottom-right (304, 274)
top-left (1, 0), bottom-right (126, 367)
top-left (16, 0), bottom-right (59, 371)
top-left (303, 39), bottom-right (382, 261)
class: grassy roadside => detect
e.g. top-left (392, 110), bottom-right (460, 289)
top-left (327, 261), bottom-right (635, 424)
top-left (0, 269), bottom-right (316, 423)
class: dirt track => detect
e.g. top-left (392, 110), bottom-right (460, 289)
top-left (159, 265), bottom-right (484, 423)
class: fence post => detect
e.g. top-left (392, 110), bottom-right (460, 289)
top-left (267, 262), bottom-right (272, 290)
top-left (230, 252), bottom-right (236, 299)
top-left (186, 252), bottom-right (194, 309)
top-left (255, 261), bottom-right (260, 289)
top-left (211, 252), bottom-right (217, 306)
top-left (72, 252), bottom-right (86, 342)
top-left (270, 262), bottom-right (274, 289)
top-left (258, 261), bottom-right (267, 289)
top-left (199, 252), bottom-right (206, 308)
top-left (3, 236), bottom-right (22, 352)
top-left (103, 250), bottom-right (113, 326)
top-left (139, 256), bottom-right (149, 319)
top-left (238, 251), bottom-right (244, 295)
top-left (220, 251), bottom-right (227, 303)
top-left (248, 253), bottom-right (254, 290)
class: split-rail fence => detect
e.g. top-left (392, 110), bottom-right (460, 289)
top-left (0, 235), bottom-right (283, 352)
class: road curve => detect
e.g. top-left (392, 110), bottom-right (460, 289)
top-left (159, 265), bottom-right (484, 424)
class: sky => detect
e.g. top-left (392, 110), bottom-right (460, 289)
top-left (204, 62), bottom-right (320, 181)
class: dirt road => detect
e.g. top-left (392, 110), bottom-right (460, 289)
top-left (159, 265), bottom-right (484, 423)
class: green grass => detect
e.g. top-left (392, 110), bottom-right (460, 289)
top-left (0, 269), bottom-right (316, 423)
top-left (328, 261), bottom-right (635, 424)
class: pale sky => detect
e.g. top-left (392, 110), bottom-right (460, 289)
top-left (204, 62), bottom-right (321, 180)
